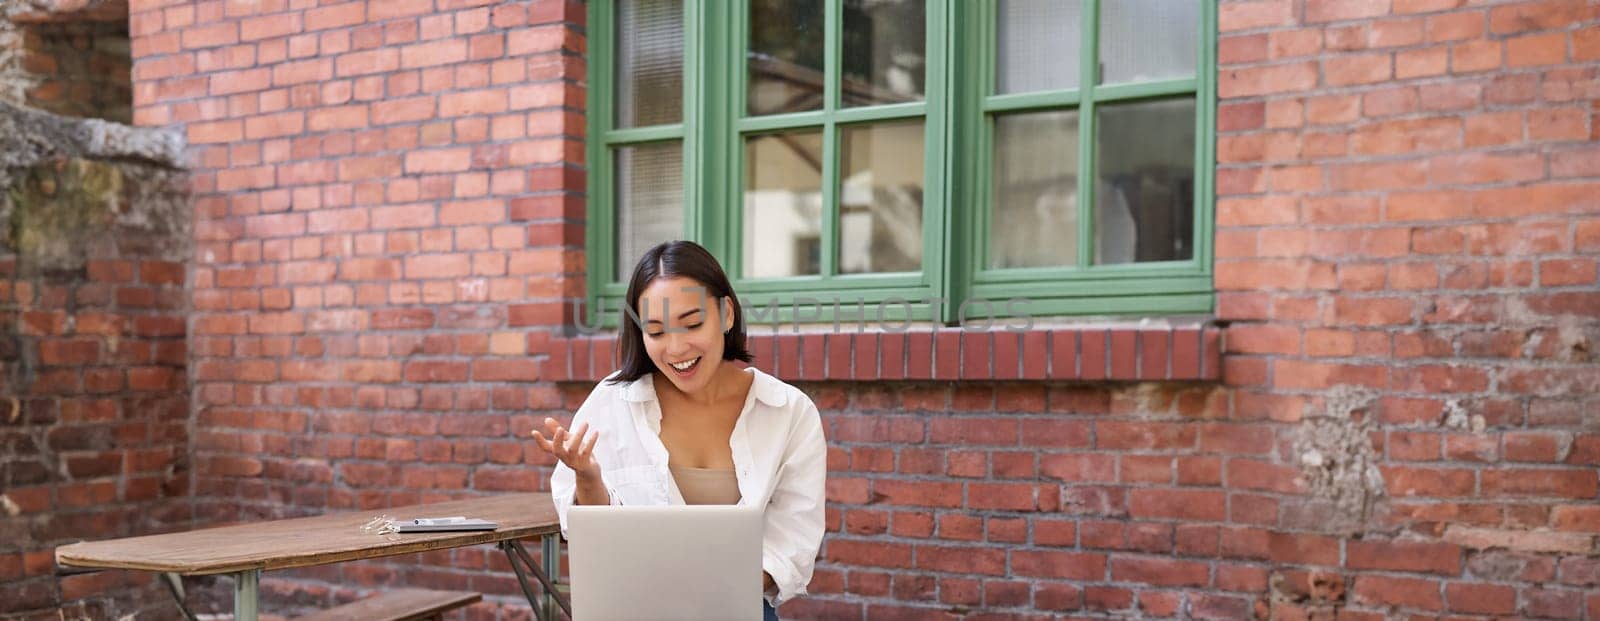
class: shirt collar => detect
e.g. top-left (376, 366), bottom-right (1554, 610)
top-left (621, 365), bottom-right (787, 408)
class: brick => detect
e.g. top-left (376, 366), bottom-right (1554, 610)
top-left (440, 89), bottom-right (509, 117)
top-left (1470, 112), bottom-right (1534, 151)
top-left (1452, 40), bottom-right (1503, 72)
top-left (403, 361), bottom-right (469, 383)
top-left (1111, 557), bottom-right (1209, 587)
top-left (1392, 0), bottom-right (1462, 12)
top-left (1217, 102), bottom-right (1265, 131)
top-left (1011, 551), bottom-right (1105, 580)
top-left (1372, 17), bottom-right (1426, 47)
top-left (182, 22), bottom-right (239, 49)
top-left (241, 12), bottom-right (299, 41)
top-left (1219, 34), bottom-right (1268, 64)
top-left (1489, 1), bottom-right (1588, 35)
top-left (304, 2), bottom-right (366, 30)
top-left (1306, 0), bottom-right (1389, 22)
top-left (401, 39), bottom-right (469, 68)
top-left (1578, 26), bottom-right (1600, 61)
top-left (307, 105), bottom-right (369, 132)
top-left (187, 120), bottom-right (244, 144)
top-left (1507, 32), bottom-right (1569, 67)
top-left (1129, 489), bottom-right (1225, 521)
top-left (1269, 29), bottom-right (1322, 59)
top-left (1219, 62), bottom-right (1317, 97)
top-left (272, 59), bottom-right (334, 86)
top-left (1553, 505), bottom-right (1600, 533)
top-left (1445, 582), bottom-right (1517, 615)
top-left (1348, 540), bottom-right (1462, 575)
top-left (1396, 46), bottom-right (1449, 78)
top-left (1095, 331), bottom-right (1130, 380)
top-left (929, 417), bottom-right (1016, 446)
top-left (1483, 469), bottom-right (1598, 499)
top-left (915, 545), bottom-right (1005, 576)
top-left (1077, 330), bottom-right (1106, 380)
top-left (1524, 588), bottom-right (1585, 619)
top-left (1352, 575), bottom-right (1444, 610)
top-left (1354, 117), bottom-right (1462, 155)
top-left (369, 0), bottom-right (433, 20)
top-left (1531, 108), bottom-right (1590, 142)
top-left (1540, 258), bottom-right (1597, 286)
top-left (1218, 1), bottom-right (1294, 31)
top-left (1324, 52), bottom-right (1393, 85)
top-left (1434, 155), bottom-right (1548, 191)
top-left (874, 480), bottom-right (960, 508)
top-left (1305, 94), bottom-right (1359, 125)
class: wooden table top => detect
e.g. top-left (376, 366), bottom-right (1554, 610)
top-left (55, 493), bottom-right (560, 576)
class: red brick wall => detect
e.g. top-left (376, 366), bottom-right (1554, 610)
top-left (1206, 0), bottom-right (1599, 619)
top-left (0, 259), bottom-right (189, 621)
top-left (96, 0), bottom-right (1600, 619)
top-left (128, 0), bottom-right (587, 616)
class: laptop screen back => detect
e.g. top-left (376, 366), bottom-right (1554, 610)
top-left (567, 505), bottom-right (763, 621)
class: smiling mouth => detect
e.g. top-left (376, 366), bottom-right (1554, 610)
top-left (668, 356), bottom-right (701, 374)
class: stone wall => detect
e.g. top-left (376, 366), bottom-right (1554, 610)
top-left (0, 96), bottom-right (191, 619)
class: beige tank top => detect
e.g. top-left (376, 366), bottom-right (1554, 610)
top-left (670, 464), bottom-right (742, 505)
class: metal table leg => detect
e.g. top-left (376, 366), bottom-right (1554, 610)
top-left (498, 538), bottom-right (570, 620)
top-left (542, 534), bottom-right (561, 621)
top-left (234, 569), bottom-right (259, 621)
top-left (160, 573), bottom-right (199, 621)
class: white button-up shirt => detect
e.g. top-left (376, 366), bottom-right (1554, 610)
top-left (550, 366), bottom-right (827, 606)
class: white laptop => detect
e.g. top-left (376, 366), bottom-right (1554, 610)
top-left (566, 505), bottom-right (764, 621)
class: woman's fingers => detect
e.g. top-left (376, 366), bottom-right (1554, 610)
top-left (566, 422), bottom-right (589, 452)
top-left (556, 427), bottom-right (573, 458)
top-left (577, 428), bottom-right (599, 458)
top-left (530, 430), bottom-right (555, 454)
top-left (532, 417), bottom-right (599, 470)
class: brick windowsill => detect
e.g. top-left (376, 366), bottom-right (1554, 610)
top-left (543, 325), bottom-right (1222, 383)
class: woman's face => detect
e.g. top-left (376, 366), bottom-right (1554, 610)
top-left (636, 276), bottom-right (734, 395)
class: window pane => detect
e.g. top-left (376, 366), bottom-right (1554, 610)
top-left (990, 109), bottom-right (1080, 269)
top-left (744, 130), bottom-right (824, 278)
top-left (840, 121), bottom-right (923, 274)
top-left (615, 0), bottom-right (683, 128)
top-left (615, 142), bottom-right (684, 280)
top-left (995, 0), bottom-right (1081, 94)
top-left (841, 0), bottom-right (925, 108)
top-left (748, 0), bottom-right (825, 116)
top-left (1095, 98), bottom-right (1195, 264)
top-left (1100, 0), bottom-right (1197, 84)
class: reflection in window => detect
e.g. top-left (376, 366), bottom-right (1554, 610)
top-left (747, 0), bottom-right (825, 115)
top-left (840, 121), bottom-right (924, 273)
top-left (842, 0), bottom-right (925, 107)
top-left (991, 109), bottom-right (1079, 269)
top-left (744, 130), bottom-right (825, 278)
top-left (1095, 98), bottom-right (1195, 264)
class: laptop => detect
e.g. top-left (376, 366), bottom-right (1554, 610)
top-left (566, 505), bottom-right (764, 621)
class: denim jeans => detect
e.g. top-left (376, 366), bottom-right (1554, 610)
top-left (762, 600), bottom-right (779, 621)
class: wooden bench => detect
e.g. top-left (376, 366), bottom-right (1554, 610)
top-left (294, 589), bottom-right (482, 621)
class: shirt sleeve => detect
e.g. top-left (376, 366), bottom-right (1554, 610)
top-left (761, 396), bottom-right (828, 607)
top-left (550, 379), bottom-right (625, 539)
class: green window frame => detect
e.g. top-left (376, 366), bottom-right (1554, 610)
top-left (587, 0), bottom-right (1216, 328)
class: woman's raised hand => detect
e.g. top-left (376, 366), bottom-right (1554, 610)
top-left (531, 417), bottom-right (601, 480)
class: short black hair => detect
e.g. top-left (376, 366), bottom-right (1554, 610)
top-left (609, 240), bottom-right (752, 384)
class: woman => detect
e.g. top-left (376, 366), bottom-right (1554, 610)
top-left (532, 240), bottom-right (826, 620)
